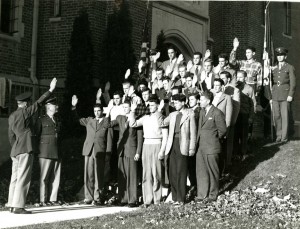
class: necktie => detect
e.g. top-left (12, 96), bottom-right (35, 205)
top-left (195, 66), bottom-right (199, 75)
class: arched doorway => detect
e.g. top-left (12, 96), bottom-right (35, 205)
top-left (164, 29), bottom-right (195, 61)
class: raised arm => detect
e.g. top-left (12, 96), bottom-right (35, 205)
top-left (71, 95), bottom-right (91, 126)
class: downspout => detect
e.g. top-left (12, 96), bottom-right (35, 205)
top-left (30, 0), bottom-right (39, 100)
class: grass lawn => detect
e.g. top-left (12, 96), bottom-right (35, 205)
top-left (2, 139), bottom-right (300, 228)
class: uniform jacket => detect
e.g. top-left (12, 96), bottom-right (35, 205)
top-left (271, 63), bottom-right (296, 101)
top-left (72, 109), bottom-right (110, 156)
top-left (36, 114), bottom-right (61, 159)
top-left (213, 93), bottom-right (233, 127)
top-left (8, 91), bottom-right (52, 157)
top-left (110, 115), bottom-right (143, 158)
top-left (162, 108), bottom-right (197, 156)
top-left (197, 105), bottom-right (227, 154)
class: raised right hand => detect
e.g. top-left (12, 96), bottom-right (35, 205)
top-left (72, 95), bottom-right (78, 106)
top-left (49, 78), bottom-right (57, 92)
top-left (233, 37), bottom-right (239, 50)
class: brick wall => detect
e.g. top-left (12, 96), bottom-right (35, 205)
top-left (0, 0), bottom-right (33, 78)
top-left (37, 0), bottom-right (107, 81)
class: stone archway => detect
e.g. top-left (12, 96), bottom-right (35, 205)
top-left (164, 29), bottom-right (195, 61)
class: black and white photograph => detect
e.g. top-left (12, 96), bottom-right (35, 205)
top-left (0, 0), bottom-right (299, 228)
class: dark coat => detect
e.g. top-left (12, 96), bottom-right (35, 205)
top-left (197, 105), bottom-right (227, 154)
top-left (111, 115), bottom-right (143, 158)
top-left (36, 114), bottom-right (61, 159)
top-left (73, 109), bottom-right (110, 156)
top-left (8, 91), bottom-right (52, 157)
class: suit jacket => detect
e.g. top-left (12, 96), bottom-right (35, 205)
top-left (161, 58), bottom-right (180, 78)
top-left (224, 85), bottom-right (240, 125)
top-left (197, 105), bottom-right (227, 154)
top-left (8, 91), bottom-right (52, 157)
top-left (271, 63), bottom-right (296, 101)
top-left (213, 93), bottom-right (233, 127)
top-left (111, 115), bottom-right (143, 158)
top-left (162, 108), bottom-right (197, 156)
top-left (72, 109), bottom-right (110, 156)
top-left (36, 114), bottom-right (61, 159)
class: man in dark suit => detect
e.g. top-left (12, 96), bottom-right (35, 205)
top-left (36, 97), bottom-right (61, 206)
top-left (196, 91), bottom-right (227, 202)
top-left (71, 95), bottom-right (110, 205)
top-left (7, 78), bottom-right (57, 214)
top-left (108, 99), bottom-right (143, 207)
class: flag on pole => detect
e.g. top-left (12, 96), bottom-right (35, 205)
top-left (262, 1), bottom-right (274, 100)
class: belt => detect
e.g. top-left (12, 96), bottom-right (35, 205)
top-left (143, 138), bottom-right (162, 144)
top-left (277, 81), bottom-right (288, 86)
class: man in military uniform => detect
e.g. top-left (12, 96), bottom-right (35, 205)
top-left (36, 97), bottom-right (62, 206)
top-left (270, 47), bottom-right (296, 143)
top-left (7, 78), bottom-right (57, 214)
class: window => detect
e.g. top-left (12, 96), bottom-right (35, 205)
top-left (54, 0), bottom-right (61, 17)
top-left (0, 0), bottom-right (19, 35)
top-left (284, 2), bottom-right (291, 36)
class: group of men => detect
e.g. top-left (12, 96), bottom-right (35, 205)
top-left (7, 37), bottom-right (296, 213)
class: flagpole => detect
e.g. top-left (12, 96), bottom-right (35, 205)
top-left (263, 1), bottom-right (274, 141)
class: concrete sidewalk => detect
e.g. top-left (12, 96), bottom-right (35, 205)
top-left (0, 204), bottom-right (136, 228)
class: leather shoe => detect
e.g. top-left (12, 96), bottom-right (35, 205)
top-left (13, 208), bottom-right (32, 214)
top-left (92, 200), bottom-right (101, 206)
top-left (128, 203), bottom-right (137, 208)
top-left (9, 207), bottom-right (13, 213)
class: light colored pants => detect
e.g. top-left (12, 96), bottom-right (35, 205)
top-left (142, 143), bottom-right (162, 205)
top-left (39, 158), bottom-right (61, 202)
top-left (273, 100), bottom-right (290, 141)
top-left (84, 151), bottom-right (106, 202)
top-left (8, 153), bottom-right (34, 208)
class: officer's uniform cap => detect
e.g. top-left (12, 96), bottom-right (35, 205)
top-left (15, 92), bottom-right (32, 101)
top-left (275, 47), bottom-right (288, 55)
top-left (45, 97), bottom-right (57, 105)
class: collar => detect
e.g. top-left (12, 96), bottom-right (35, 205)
top-left (205, 105), bottom-right (212, 114)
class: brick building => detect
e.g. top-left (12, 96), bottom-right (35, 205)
top-left (0, 1), bottom-right (299, 132)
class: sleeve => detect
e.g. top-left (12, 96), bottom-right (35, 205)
top-left (26, 91), bottom-right (52, 116)
top-left (71, 108), bottom-right (89, 126)
top-left (8, 116), bottom-right (16, 146)
top-left (189, 111), bottom-right (197, 156)
top-left (35, 118), bottom-right (42, 140)
top-left (225, 96), bottom-right (233, 127)
top-left (128, 111), bottom-right (144, 127)
top-left (229, 49), bottom-right (241, 67)
top-left (288, 65), bottom-right (296, 98)
top-left (136, 127), bottom-right (143, 156)
top-left (215, 110), bottom-right (227, 139)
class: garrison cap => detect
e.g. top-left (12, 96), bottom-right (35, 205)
top-left (15, 92), bottom-right (32, 101)
top-left (45, 97), bottom-right (57, 105)
top-left (149, 49), bottom-right (157, 55)
top-left (275, 47), bottom-right (288, 55)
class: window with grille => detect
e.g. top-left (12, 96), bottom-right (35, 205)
top-left (0, 0), bottom-right (19, 35)
top-left (284, 2), bottom-right (291, 36)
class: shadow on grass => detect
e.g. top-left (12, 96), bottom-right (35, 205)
top-left (220, 138), bottom-right (285, 193)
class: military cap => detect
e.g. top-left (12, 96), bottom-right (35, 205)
top-left (275, 47), bottom-right (288, 55)
top-left (45, 97), bottom-right (57, 105)
top-left (149, 49), bottom-right (157, 55)
top-left (15, 92), bottom-right (32, 101)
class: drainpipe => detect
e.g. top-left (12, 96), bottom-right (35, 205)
top-left (30, 0), bottom-right (39, 101)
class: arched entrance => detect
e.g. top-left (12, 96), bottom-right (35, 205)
top-left (164, 29), bottom-right (195, 61)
